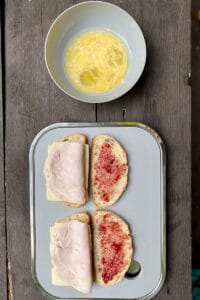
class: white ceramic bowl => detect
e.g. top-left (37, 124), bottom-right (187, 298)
top-left (45, 1), bottom-right (146, 103)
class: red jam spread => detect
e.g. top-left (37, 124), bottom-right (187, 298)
top-left (94, 142), bottom-right (127, 202)
top-left (99, 213), bottom-right (130, 284)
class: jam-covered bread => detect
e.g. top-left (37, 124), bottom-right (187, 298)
top-left (91, 134), bottom-right (128, 207)
top-left (92, 210), bottom-right (133, 286)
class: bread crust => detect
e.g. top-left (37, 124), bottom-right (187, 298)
top-left (91, 134), bottom-right (128, 208)
top-left (92, 209), bottom-right (133, 286)
top-left (61, 133), bottom-right (88, 144)
top-left (59, 212), bottom-right (90, 224)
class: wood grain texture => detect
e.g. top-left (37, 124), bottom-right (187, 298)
top-left (4, 0), bottom-right (191, 299)
top-left (192, 0), bottom-right (200, 268)
top-left (0, 2), bottom-right (7, 300)
top-left (97, 1), bottom-right (191, 299)
top-left (5, 0), bottom-right (95, 299)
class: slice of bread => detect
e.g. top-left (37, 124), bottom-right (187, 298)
top-left (92, 210), bottom-right (133, 286)
top-left (50, 212), bottom-right (92, 293)
top-left (44, 133), bottom-right (89, 207)
top-left (61, 133), bottom-right (88, 144)
top-left (58, 211), bottom-right (90, 224)
top-left (91, 134), bottom-right (128, 208)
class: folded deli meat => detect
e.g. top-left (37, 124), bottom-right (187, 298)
top-left (47, 134), bottom-right (132, 292)
top-left (44, 133), bottom-right (128, 208)
top-left (50, 213), bottom-right (92, 293)
top-left (50, 211), bottom-right (133, 293)
top-left (44, 134), bottom-right (88, 207)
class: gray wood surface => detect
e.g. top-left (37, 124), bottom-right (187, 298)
top-left (0, 3), bottom-right (7, 300)
top-left (4, 0), bottom-right (191, 300)
top-left (97, 1), bottom-right (191, 299)
top-left (5, 1), bottom-right (95, 299)
top-left (192, 0), bottom-right (200, 267)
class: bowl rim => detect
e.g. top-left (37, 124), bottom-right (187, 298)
top-left (44, 0), bottom-right (147, 103)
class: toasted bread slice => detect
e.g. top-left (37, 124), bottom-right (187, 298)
top-left (50, 212), bottom-right (92, 293)
top-left (92, 210), bottom-right (133, 286)
top-left (61, 133), bottom-right (88, 144)
top-left (44, 134), bottom-right (89, 207)
top-left (91, 134), bottom-right (128, 208)
top-left (59, 212), bottom-right (90, 224)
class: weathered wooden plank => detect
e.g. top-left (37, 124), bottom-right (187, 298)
top-left (192, 0), bottom-right (200, 268)
top-left (5, 0), bottom-right (95, 299)
top-left (5, 0), bottom-right (191, 299)
top-left (0, 2), bottom-right (7, 300)
top-left (97, 0), bottom-right (191, 299)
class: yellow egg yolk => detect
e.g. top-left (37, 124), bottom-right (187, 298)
top-left (65, 31), bottom-right (128, 93)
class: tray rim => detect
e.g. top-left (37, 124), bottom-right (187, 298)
top-left (29, 121), bottom-right (166, 300)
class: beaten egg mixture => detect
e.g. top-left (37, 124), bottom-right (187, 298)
top-left (65, 31), bottom-right (128, 93)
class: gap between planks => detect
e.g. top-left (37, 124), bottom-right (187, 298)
top-left (0, 0), bottom-right (10, 299)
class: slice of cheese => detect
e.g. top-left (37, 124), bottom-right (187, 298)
top-left (50, 220), bottom-right (92, 293)
top-left (50, 223), bottom-right (69, 286)
top-left (45, 142), bottom-right (89, 203)
top-left (52, 268), bottom-right (68, 286)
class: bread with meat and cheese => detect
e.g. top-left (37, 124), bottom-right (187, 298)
top-left (50, 212), bottom-right (92, 293)
top-left (44, 134), bottom-right (89, 207)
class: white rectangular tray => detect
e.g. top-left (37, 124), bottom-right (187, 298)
top-left (29, 122), bottom-right (166, 300)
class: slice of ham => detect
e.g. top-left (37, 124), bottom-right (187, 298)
top-left (44, 142), bottom-right (86, 204)
top-left (50, 220), bottom-right (92, 293)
